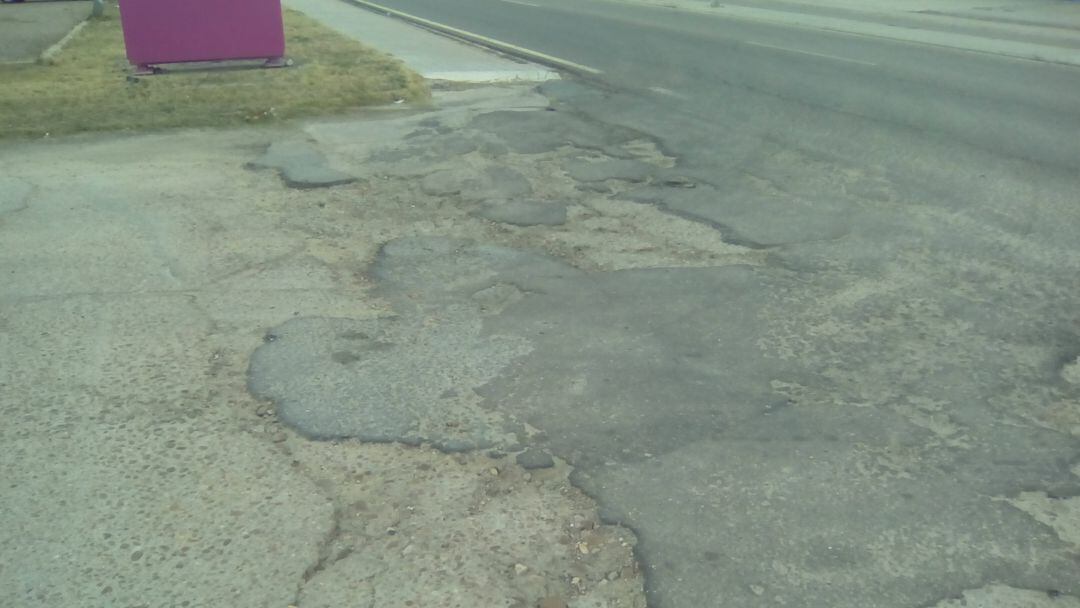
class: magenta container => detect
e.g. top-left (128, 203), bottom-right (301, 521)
top-left (118, 0), bottom-right (285, 71)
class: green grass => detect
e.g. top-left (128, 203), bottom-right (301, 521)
top-left (0, 10), bottom-right (429, 138)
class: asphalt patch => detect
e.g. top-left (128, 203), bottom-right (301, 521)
top-left (249, 235), bottom-right (1080, 608)
top-left (248, 141), bottom-right (356, 189)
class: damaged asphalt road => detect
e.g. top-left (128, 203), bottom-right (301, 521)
top-left (249, 82), bottom-right (1080, 606)
top-left (4, 0), bottom-right (1079, 603)
top-left (4, 74), bottom-right (1077, 606)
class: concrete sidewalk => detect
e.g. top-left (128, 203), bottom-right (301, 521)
top-left (286, 0), bottom-right (559, 82)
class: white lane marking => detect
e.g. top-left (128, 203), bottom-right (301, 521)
top-left (494, 0), bottom-right (540, 6)
top-left (744, 41), bottom-right (877, 66)
top-left (648, 86), bottom-right (688, 99)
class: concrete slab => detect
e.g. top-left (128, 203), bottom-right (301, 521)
top-left (0, 155), bottom-right (337, 606)
top-left (0, 1), bottom-right (88, 63)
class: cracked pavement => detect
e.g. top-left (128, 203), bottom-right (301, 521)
top-left (3, 81), bottom-right (1079, 608)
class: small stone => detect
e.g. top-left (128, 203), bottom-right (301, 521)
top-left (750, 584), bottom-right (765, 596)
top-left (523, 473), bottom-right (533, 482)
top-left (538, 598), bottom-right (568, 608)
top-left (577, 542), bottom-right (590, 554)
top-left (489, 467), bottom-right (500, 476)
top-left (607, 570), bottom-right (620, 581)
top-left (516, 448), bottom-right (555, 470)
top-left (514, 563), bottom-right (529, 575)
top-left (272, 431), bottom-right (287, 443)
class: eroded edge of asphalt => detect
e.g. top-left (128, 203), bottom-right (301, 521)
top-left (245, 82), bottom-right (1080, 608)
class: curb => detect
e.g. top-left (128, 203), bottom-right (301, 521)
top-left (39, 19), bottom-right (88, 64)
top-left (339, 0), bottom-right (603, 77)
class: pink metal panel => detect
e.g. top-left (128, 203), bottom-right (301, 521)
top-left (119, 0), bottom-right (285, 67)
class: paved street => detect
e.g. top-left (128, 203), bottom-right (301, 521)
top-left (372, 0), bottom-right (1080, 172)
top-left (3, 1), bottom-right (1079, 607)
top-left (313, 1), bottom-right (1080, 606)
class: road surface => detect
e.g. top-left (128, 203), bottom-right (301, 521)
top-left (277, 2), bottom-right (1080, 606)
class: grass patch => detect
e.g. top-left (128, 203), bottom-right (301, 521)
top-left (0, 10), bottom-right (429, 139)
